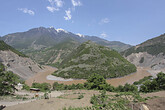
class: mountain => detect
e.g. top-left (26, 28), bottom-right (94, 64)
top-left (0, 40), bottom-right (43, 79)
top-left (0, 27), bottom-right (131, 64)
top-left (122, 33), bottom-right (165, 70)
top-left (52, 41), bottom-right (136, 79)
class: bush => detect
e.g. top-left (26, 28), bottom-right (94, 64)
top-left (84, 73), bottom-right (108, 90)
top-left (32, 83), bottom-right (51, 92)
top-left (22, 84), bottom-right (30, 91)
top-left (78, 94), bottom-right (84, 99)
top-left (44, 92), bottom-right (49, 99)
top-left (0, 71), bottom-right (20, 95)
top-left (133, 76), bottom-right (152, 85)
top-left (140, 72), bottom-right (165, 92)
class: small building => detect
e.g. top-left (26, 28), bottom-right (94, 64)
top-left (17, 83), bottom-right (23, 90)
top-left (30, 88), bottom-right (40, 93)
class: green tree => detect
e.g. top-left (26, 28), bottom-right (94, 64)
top-left (140, 80), bottom-right (152, 92)
top-left (84, 73), bottom-right (108, 90)
top-left (156, 72), bottom-right (165, 89)
top-left (0, 71), bottom-right (19, 95)
top-left (123, 83), bottom-right (138, 92)
top-left (32, 82), bottom-right (51, 92)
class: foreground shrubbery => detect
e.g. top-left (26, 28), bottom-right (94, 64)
top-left (28, 72), bottom-right (165, 94)
top-left (0, 63), bottom-right (20, 95)
top-left (63, 90), bottom-right (146, 110)
top-left (52, 72), bottom-right (165, 93)
top-left (140, 72), bottom-right (165, 92)
top-left (52, 73), bottom-right (138, 93)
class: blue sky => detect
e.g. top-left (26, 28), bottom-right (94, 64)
top-left (0, 0), bottom-right (165, 45)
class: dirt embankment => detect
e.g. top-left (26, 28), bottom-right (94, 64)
top-left (26, 66), bottom-right (151, 87)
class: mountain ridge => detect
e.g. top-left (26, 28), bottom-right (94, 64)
top-left (0, 27), bottom-right (131, 65)
top-left (122, 33), bottom-right (165, 70)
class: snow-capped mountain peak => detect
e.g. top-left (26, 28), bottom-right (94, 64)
top-left (76, 33), bottom-right (85, 38)
top-left (56, 28), bottom-right (68, 33)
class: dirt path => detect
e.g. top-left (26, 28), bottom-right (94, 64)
top-left (0, 91), bottom-right (63, 107)
top-left (3, 90), bottom-right (99, 110)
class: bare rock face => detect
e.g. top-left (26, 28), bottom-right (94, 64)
top-left (126, 52), bottom-right (165, 70)
top-left (0, 50), bottom-right (43, 80)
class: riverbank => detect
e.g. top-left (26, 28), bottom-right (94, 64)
top-left (26, 66), bottom-right (152, 87)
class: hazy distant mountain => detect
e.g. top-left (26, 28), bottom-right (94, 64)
top-left (0, 27), bottom-right (131, 64)
top-left (53, 41), bottom-right (136, 79)
top-left (0, 40), bottom-right (42, 79)
top-left (122, 33), bottom-right (165, 70)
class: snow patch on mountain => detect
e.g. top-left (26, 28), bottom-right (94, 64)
top-left (76, 33), bottom-right (85, 38)
top-left (56, 28), bottom-right (68, 33)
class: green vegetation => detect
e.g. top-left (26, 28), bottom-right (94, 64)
top-left (53, 82), bottom-right (85, 91)
top-left (52, 73), bottom-right (137, 93)
top-left (115, 83), bottom-right (138, 92)
top-left (140, 72), bottom-right (165, 92)
top-left (31, 83), bottom-right (51, 92)
top-left (22, 84), bottom-right (30, 91)
top-left (53, 41), bottom-right (136, 79)
top-left (44, 92), bottom-right (49, 99)
top-left (84, 73), bottom-right (109, 90)
top-left (90, 91), bottom-right (132, 110)
top-left (33, 72), bottom-right (165, 94)
top-left (133, 76), bottom-right (152, 85)
top-left (24, 40), bottom-right (79, 65)
top-left (63, 91), bottom-right (146, 110)
top-left (0, 63), bottom-right (20, 95)
top-left (0, 63), bottom-right (5, 72)
top-left (78, 94), bottom-right (84, 99)
top-left (0, 40), bottom-right (27, 57)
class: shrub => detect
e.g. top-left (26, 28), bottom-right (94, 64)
top-left (84, 73), bottom-right (108, 90)
top-left (0, 71), bottom-right (19, 95)
top-left (32, 83), bottom-right (51, 92)
top-left (22, 84), bottom-right (30, 91)
top-left (140, 72), bottom-right (165, 92)
top-left (78, 94), bottom-right (84, 99)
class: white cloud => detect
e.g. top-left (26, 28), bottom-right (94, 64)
top-left (99, 18), bottom-right (110, 24)
top-left (18, 8), bottom-right (35, 15)
top-left (71, 0), bottom-right (82, 7)
top-left (47, 0), bottom-right (64, 12)
top-left (64, 9), bottom-right (72, 20)
top-left (46, 6), bottom-right (59, 12)
top-left (100, 32), bottom-right (107, 38)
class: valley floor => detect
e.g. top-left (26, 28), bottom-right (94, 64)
top-left (26, 66), bottom-right (152, 87)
